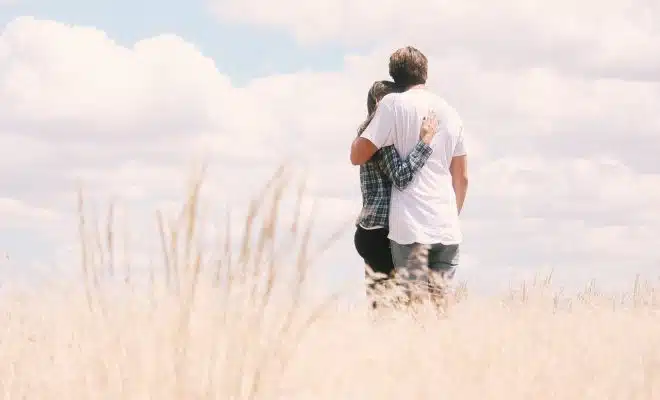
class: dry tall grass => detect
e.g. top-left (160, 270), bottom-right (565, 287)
top-left (1, 165), bottom-right (659, 399)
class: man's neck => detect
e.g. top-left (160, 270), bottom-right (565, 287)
top-left (404, 84), bottom-right (426, 91)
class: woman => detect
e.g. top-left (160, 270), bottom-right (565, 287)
top-left (354, 80), bottom-right (438, 308)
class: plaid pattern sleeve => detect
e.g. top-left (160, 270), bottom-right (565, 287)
top-left (377, 141), bottom-right (433, 190)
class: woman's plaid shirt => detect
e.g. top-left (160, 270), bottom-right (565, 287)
top-left (357, 141), bottom-right (433, 229)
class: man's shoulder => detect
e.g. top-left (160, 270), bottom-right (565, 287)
top-left (425, 91), bottom-right (457, 112)
top-left (390, 90), bottom-right (462, 122)
top-left (427, 93), bottom-right (462, 125)
top-left (380, 92), bottom-right (403, 107)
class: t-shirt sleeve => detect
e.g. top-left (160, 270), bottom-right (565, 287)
top-left (453, 125), bottom-right (467, 157)
top-left (360, 95), bottom-right (395, 149)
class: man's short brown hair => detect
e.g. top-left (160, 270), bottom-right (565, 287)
top-left (388, 46), bottom-right (428, 87)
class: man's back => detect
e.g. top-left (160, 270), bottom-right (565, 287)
top-left (384, 89), bottom-right (466, 245)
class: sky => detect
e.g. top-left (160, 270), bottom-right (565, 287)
top-left (1, 0), bottom-right (660, 299)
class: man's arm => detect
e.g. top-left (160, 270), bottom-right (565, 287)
top-left (350, 96), bottom-right (395, 165)
top-left (377, 142), bottom-right (433, 190)
top-left (450, 128), bottom-right (468, 214)
top-left (350, 138), bottom-right (378, 165)
top-left (450, 155), bottom-right (468, 214)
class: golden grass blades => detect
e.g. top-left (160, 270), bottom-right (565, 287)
top-left (2, 163), bottom-right (660, 399)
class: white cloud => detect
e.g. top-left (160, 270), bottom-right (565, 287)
top-left (1, 13), bottom-right (659, 299)
top-left (0, 198), bottom-right (61, 229)
top-left (210, 0), bottom-right (660, 81)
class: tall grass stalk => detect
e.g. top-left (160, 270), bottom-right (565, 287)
top-left (1, 164), bottom-right (659, 399)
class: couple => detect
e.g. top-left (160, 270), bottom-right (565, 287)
top-left (351, 46), bottom-right (469, 309)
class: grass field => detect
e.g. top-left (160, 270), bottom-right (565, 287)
top-left (1, 167), bottom-right (659, 399)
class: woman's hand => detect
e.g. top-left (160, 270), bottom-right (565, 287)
top-left (420, 111), bottom-right (439, 144)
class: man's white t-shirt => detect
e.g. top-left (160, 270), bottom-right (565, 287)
top-left (361, 88), bottom-right (466, 245)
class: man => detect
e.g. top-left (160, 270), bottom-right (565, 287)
top-left (350, 46), bottom-right (469, 305)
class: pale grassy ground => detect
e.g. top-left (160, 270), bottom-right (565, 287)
top-left (1, 166), bottom-right (659, 399)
